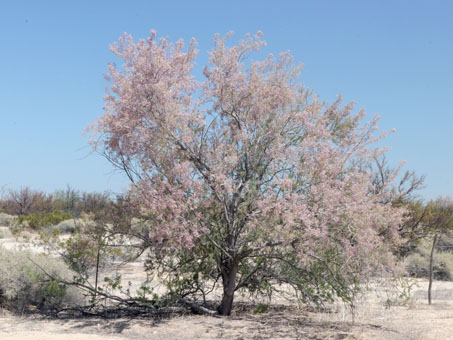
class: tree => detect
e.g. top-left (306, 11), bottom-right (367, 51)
top-left (5, 187), bottom-right (50, 215)
top-left (423, 197), bottom-right (453, 304)
top-left (78, 191), bottom-right (112, 217)
top-left (367, 155), bottom-right (426, 257)
top-left (52, 185), bottom-right (80, 214)
top-left (88, 31), bottom-right (405, 315)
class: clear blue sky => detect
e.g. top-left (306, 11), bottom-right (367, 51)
top-left (0, 0), bottom-right (452, 199)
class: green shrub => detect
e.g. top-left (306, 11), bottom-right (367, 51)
top-left (253, 303), bottom-right (269, 314)
top-left (0, 246), bottom-right (84, 312)
top-left (18, 210), bottom-right (72, 230)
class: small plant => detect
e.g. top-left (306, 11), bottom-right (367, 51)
top-left (40, 213), bottom-right (142, 306)
top-left (382, 277), bottom-right (418, 309)
top-left (253, 303), bottom-right (269, 314)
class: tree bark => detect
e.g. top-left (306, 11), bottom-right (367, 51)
top-left (428, 233), bottom-right (438, 305)
top-left (217, 258), bottom-right (239, 316)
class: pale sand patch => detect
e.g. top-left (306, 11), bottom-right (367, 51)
top-left (2, 281), bottom-right (453, 340)
top-left (0, 332), bottom-right (125, 340)
top-left (0, 312), bottom-right (355, 340)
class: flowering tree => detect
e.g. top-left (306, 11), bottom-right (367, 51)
top-left (89, 31), bottom-right (405, 315)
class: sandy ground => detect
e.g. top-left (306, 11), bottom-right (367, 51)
top-left (1, 229), bottom-right (453, 339)
top-left (326, 280), bottom-right (453, 340)
top-left (1, 288), bottom-right (452, 340)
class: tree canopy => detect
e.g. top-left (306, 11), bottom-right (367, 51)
top-left (89, 31), bottom-right (406, 315)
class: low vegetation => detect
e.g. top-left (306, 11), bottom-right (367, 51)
top-left (0, 212), bottom-right (16, 227)
top-left (405, 236), bottom-right (453, 281)
top-left (17, 210), bottom-right (72, 230)
top-left (0, 247), bottom-right (83, 312)
top-left (0, 186), bottom-right (112, 218)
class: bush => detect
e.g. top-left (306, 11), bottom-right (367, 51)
top-left (0, 213), bottom-right (16, 227)
top-left (436, 236), bottom-right (453, 251)
top-left (41, 218), bottom-right (99, 236)
top-left (42, 219), bottom-right (77, 235)
top-left (433, 252), bottom-right (453, 280)
top-left (405, 253), bottom-right (429, 278)
top-left (50, 188), bottom-right (112, 218)
top-left (78, 191), bottom-right (112, 217)
top-left (0, 227), bottom-right (12, 239)
top-left (54, 219), bottom-right (78, 233)
top-left (404, 237), bottom-right (453, 281)
top-left (0, 246), bottom-right (84, 312)
top-left (3, 187), bottom-right (51, 215)
top-left (18, 210), bottom-right (72, 230)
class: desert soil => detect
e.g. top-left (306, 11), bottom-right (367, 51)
top-left (1, 232), bottom-right (453, 339)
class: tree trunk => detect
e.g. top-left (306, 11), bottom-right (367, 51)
top-left (428, 233), bottom-right (438, 305)
top-left (94, 246), bottom-right (101, 298)
top-left (217, 258), bottom-right (239, 316)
